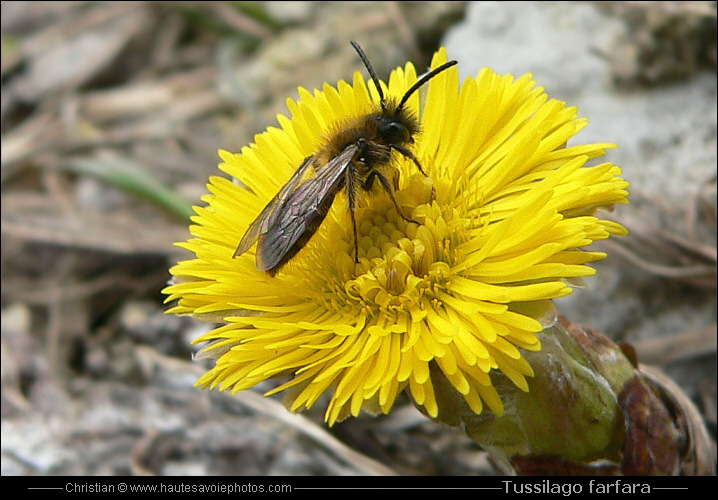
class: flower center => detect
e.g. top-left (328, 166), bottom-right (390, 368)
top-left (334, 174), bottom-right (462, 316)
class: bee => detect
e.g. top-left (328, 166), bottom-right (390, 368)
top-left (234, 41), bottom-right (457, 275)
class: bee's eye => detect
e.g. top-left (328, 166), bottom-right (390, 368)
top-left (385, 121), bottom-right (411, 143)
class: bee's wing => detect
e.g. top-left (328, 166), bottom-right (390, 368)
top-left (256, 144), bottom-right (358, 271)
top-left (234, 155), bottom-right (316, 258)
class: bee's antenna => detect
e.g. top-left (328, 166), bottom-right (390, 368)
top-left (351, 41), bottom-right (386, 111)
top-left (397, 60), bottom-right (457, 113)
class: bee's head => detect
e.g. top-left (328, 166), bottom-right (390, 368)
top-left (375, 108), bottom-right (417, 146)
top-left (350, 40), bottom-right (457, 142)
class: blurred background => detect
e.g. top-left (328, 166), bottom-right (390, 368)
top-left (1, 1), bottom-right (715, 476)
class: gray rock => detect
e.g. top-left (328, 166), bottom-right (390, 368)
top-left (442, 2), bottom-right (716, 393)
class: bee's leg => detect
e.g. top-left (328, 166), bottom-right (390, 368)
top-left (389, 145), bottom-right (427, 176)
top-left (365, 170), bottom-right (418, 224)
top-left (390, 144), bottom-right (436, 202)
top-left (350, 208), bottom-right (359, 263)
top-left (346, 164), bottom-right (360, 264)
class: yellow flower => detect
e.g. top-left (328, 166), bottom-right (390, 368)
top-left (163, 47), bottom-right (629, 426)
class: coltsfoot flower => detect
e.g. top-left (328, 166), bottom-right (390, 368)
top-left (163, 47), bottom-right (629, 425)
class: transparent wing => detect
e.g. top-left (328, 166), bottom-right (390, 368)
top-left (256, 144), bottom-right (358, 271)
top-left (234, 155), bottom-right (316, 258)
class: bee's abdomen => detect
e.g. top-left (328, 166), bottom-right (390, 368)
top-left (257, 179), bottom-right (343, 274)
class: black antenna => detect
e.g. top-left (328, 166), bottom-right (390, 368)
top-left (351, 41), bottom-right (386, 111)
top-left (397, 60), bottom-right (457, 113)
